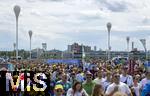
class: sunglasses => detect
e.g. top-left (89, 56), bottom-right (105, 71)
top-left (114, 75), bottom-right (120, 78)
top-left (72, 74), bottom-right (75, 75)
top-left (56, 89), bottom-right (63, 92)
top-left (63, 76), bottom-right (67, 79)
top-left (87, 76), bottom-right (92, 78)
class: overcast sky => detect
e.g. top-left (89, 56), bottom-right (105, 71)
top-left (0, 0), bottom-right (150, 51)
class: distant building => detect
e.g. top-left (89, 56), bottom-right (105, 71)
top-left (62, 51), bottom-right (73, 59)
top-left (94, 46), bottom-right (97, 51)
top-left (67, 43), bottom-right (91, 53)
top-left (67, 43), bottom-right (91, 59)
top-left (31, 48), bottom-right (44, 59)
top-left (46, 49), bottom-right (62, 59)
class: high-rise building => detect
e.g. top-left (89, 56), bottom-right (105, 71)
top-left (67, 43), bottom-right (91, 59)
top-left (67, 43), bottom-right (91, 53)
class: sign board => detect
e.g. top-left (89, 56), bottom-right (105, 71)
top-left (144, 61), bottom-right (150, 72)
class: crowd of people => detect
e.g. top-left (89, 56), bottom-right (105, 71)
top-left (0, 59), bottom-right (150, 96)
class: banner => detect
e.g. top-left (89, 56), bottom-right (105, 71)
top-left (144, 61), bottom-right (150, 72)
top-left (47, 59), bottom-right (81, 65)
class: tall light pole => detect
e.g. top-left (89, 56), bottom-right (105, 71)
top-left (126, 36), bottom-right (130, 59)
top-left (140, 39), bottom-right (147, 60)
top-left (132, 42), bottom-right (134, 51)
top-left (81, 44), bottom-right (85, 64)
top-left (107, 22), bottom-right (112, 60)
top-left (13, 43), bottom-right (16, 57)
top-left (61, 51), bottom-right (64, 59)
top-left (29, 30), bottom-right (33, 60)
top-left (14, 5), bottom-right (21, 61)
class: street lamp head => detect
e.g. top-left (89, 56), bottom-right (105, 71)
top-left (14, 5), bottom-right (21, 19)
top-left (126, 36), bottom-right (130, 42)
top-left (107, 22), bottom-right (112, 32)
top-left (29, 30), bottom-right (33, 38)
top-left (140, 39), bottom-right (146, 47)
top-left (13, 43), bottom-right (16, 48)
top-left (140, 39), bottom-right (146, 42)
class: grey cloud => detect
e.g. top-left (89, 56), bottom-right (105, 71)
top-left (39, 0), bottom-right (61, 1)
top-left (107, 2), bottom-right (127, 12)
top-left (97, 0), bottom-right (128, 12)
top-left (26, 0), bottom-right (64, 2)
top-left (26, 0), bottom-right (36, 2)
top-left (79, 15), bottom-right (101, 21)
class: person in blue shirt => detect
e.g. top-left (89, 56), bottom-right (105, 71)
top-left (141, 82), bottom-right (150, 96)
top-left (49, 79), bottom-right (56, 96)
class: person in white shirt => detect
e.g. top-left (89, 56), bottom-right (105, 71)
top-left (103, 71), bottom-right (112, 91)
top-left (131, 75), bottom-right (141, 96)
top-left (67, 81), bottom-right (88, 96)
top-left (120, 66), bottom-right (133, 87)
top-left (93, 70), bottom-right (105, 89)
top-left (105, 73), bottom-right (132, 96)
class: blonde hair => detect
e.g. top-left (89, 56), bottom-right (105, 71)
top-left (113, 92), bottom-right (127, 96)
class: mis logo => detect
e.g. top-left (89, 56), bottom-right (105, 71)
top-left (0, 71), bottom-right (49, 92)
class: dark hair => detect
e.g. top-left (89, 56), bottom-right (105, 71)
top-left (72, 81), bottom-right (82, 94)
top-left (133, 75), bottom-right (137, 80)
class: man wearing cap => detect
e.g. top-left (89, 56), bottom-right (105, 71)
top-left (83, 71), bottom-right (95, 96)
top-left (54, 84), bottom-right (64, 96)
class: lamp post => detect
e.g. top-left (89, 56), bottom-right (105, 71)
top-left (140, 39), bottom-right (147, 60)
top-left (82, 44), bottom-right (85, 64)
top-left (13, 43), bottom-right (16, 57)
top-left (107, 22), bottom-right (112, 60)
top-left (61, 51), bottom-right (64, 59)
top-left (14, 5), bottom-right (21, 61)
top-left (28, 30), bottom-right (33, 60)
top-left (126, 36), bottom-right (130, 59)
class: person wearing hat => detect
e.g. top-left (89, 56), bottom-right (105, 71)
top-left (83, 71), bottom-right (95, 96)
top-left (54, 84), bottom-right (64, 96)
